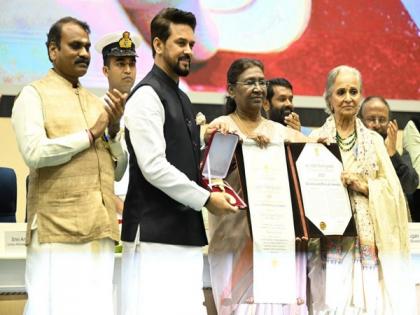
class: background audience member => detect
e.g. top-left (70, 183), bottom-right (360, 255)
top-left (360, 96), bottom-right (419, 218)
top-left (263, 77), bottom-right (311, 135)
top-left (404, 118), bottom-right (420, 214)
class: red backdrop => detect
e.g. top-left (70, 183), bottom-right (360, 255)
top-left (182, 0), bottom-right (419, 100)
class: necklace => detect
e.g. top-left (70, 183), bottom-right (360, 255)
top-left (232, 111), bottom-right (263, 138)
top-left (336, 130), bottom-right (357, 152)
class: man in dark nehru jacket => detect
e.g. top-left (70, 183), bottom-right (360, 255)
top-left (12, 17), bottom-right (126, 315)
top-left (121, 7), bottom-right (238, 315)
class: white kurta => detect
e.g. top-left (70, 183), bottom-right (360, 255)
top-left (121, 239), bottom-right (206, 315)
top-left (24, 231), bottom-right (115, 315)
top-left (120, 85), bottom-right (210, 315)
top-left (12, 83), bottom-right (127, 315)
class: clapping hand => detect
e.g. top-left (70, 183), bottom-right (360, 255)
top-left (384, 119), bottom-right (398, 157)
top-left (104, 89), bottom-right (127, 138)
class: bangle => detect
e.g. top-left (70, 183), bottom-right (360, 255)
top-left (103, 133), bottom-right (110, 142)
top-left (86, 129), bottom-right (94, 145)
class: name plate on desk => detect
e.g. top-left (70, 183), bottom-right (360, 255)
top-left (241, 141), bottom-right (296, 304)
top-left (409, 223), bottom-right (420, 284)
top-left (0, 223), bottom-right (27, 257)
top-left (409, 223), bottom-right (420, 254)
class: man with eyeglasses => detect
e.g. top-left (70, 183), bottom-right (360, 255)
top-left (360, 96), bottom-right (418, 202)
top-left (262, 77), bottom-right (311, 135)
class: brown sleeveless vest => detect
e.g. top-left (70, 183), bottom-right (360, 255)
top-left (26, 70), bottom-right (119, 244)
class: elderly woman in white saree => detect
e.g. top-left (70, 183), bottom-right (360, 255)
top-left (205, 58), bottom-right (309, 315)
top-left (308, 65), bottom-right (416, 314)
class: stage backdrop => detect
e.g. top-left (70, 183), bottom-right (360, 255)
top-left (0, 0), bottom-right (419, 105)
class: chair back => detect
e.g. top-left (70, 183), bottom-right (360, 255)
top-left (0, 167), bottom-right (17, 222)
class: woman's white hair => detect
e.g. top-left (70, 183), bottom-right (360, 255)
top-left (324, 65), bottom-right (363, 114)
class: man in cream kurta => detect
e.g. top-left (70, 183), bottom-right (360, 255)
top-left (12, 17), bottom-right (127, 315)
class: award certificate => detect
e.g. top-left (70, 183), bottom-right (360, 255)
top-left (242, 140), bottom-right (296, 304)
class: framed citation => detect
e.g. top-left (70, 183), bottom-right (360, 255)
top-left (285, 142), bottom-right (357, 237)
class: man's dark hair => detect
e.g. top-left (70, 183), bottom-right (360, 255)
top-left (225, 58), bottom-right (264, 114)
top-left (359, 95), bottom-right (391, 119)
top-left (150, 8), bottom-right (196, 57)
top-left (104, 56), bottom-right (111, 67)
top-left (266, 78), bottom-right (293, 103)
top-left (45, 16), bottom-right (90, 62)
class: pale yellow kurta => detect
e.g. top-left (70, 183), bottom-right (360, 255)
top-left (207, 115), bottom-right (308, 315)
top-left (12, 71), bottom-right (127, 315)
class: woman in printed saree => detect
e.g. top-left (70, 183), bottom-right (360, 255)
top-left (205, 58), bottom-right (308, 315)
top-left (308, 65), bottom-right (415, 314)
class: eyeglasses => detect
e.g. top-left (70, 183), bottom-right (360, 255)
top-left (234, 79), bottom-right (268, 89)
top-left (364, 116), bottom-right (388, 125)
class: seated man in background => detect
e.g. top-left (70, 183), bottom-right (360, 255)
top-left (262, 77), bottom-right (311, 135)
top-left (360, 96), bottom-right (419, 218)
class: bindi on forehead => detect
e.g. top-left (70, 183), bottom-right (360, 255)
top-left (335, 72), bottom-right (359, 87)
